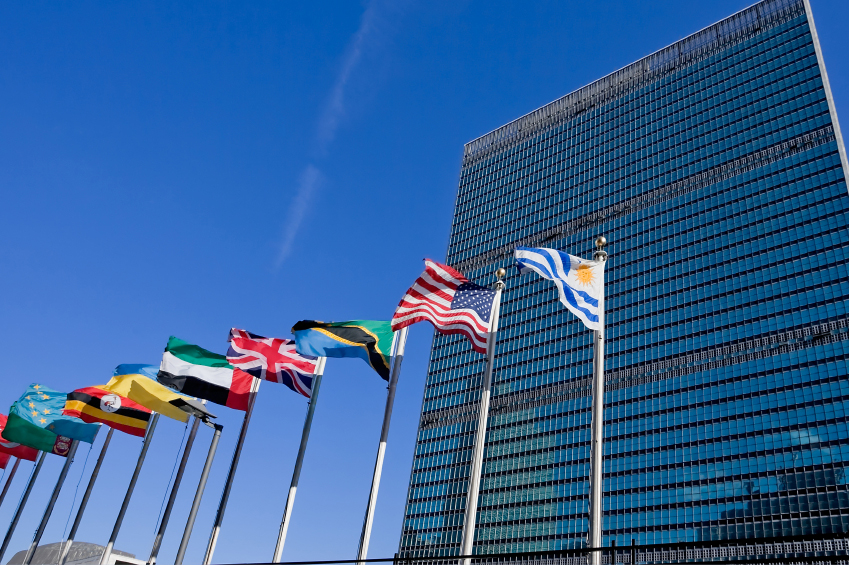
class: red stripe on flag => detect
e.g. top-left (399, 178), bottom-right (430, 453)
top-left (392, 259), bottom-right (489, 353)
top-left (64, 408), bottom-right (147, 438)
top-left (226, 369), bottom-right (254, 411)
top-left (77, 386), bottom-right (152, 414)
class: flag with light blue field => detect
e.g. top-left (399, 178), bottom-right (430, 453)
top-left (514, 246), bottom-right (604, 331)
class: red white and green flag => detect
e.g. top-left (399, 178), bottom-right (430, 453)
top-left (157, 336), bottom-right (254, 411)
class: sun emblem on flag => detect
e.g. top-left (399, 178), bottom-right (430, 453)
top-left (574, 263), bottom-right (595, 286)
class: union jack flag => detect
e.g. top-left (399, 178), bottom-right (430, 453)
top-left (392, 259), bottom-right (496, 354)
top-left (227, 329), bottom-right (318, 398)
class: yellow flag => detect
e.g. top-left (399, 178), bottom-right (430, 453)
top-left (101, 368), bottom-right (214, 423)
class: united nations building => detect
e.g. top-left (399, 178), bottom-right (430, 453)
top-left (399, 0), bottom-right (849, 558)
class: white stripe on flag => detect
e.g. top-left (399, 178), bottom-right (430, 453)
top-left (160, 351), bottom-right (234, 388)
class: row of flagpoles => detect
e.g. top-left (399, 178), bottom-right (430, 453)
top-left (0, 239), bottom-right (607, 565)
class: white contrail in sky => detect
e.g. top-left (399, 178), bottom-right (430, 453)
top-left (275, 164), bottom-right (322, 269)
top-left (276, 1), bottom-right (383, 268)
top-left (316, 1), bottom-right (380, 151)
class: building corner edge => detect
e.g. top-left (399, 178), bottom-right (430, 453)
top-left (803, 0), bottom-right (849, 183)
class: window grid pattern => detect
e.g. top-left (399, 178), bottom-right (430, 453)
top-left (399, 0), bottom-right (849, 558)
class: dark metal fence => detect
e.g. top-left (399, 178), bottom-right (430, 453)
top-left (252, 533), bottom-right (849, 565)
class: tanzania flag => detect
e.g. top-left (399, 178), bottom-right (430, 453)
top-left (158, 337), bottom-right (254, 411)
top-left (0, 414), bottom-right (37, 461)
top-left (101, 365), bottom-right (215, 423)
top-left (292, 320), bottom-right (394, 380)
top-left (64, 387), bottom-right (151, 437)
top-left (8, 385), bottom-right (99, 444)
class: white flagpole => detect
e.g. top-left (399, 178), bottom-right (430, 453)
top-left (272, 357), bottom-right (327, 563)
top-left (0, 452), bottom-right (47, 564)
top-left (22, 440), bottom-right (80, 565)
top-left (588, 236), bottom-right (608, 565)
top-left (356, 326), bottom-right (409, 563)
top-left (100, 412), bottom-right (160, 565)
top-left (203, 377), bottom-right (261, 565)
top-left (59, 428), bottom-right (115, 565)
top-left (459, 268), bottom-right (506, 565)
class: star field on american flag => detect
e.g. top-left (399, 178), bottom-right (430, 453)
top-left (392, 259), bottom-right (497, 354)
top-left (451, 283), bottom-right (496, 321)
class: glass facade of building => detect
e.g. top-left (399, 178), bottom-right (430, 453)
top-left (399, 0), bottom-right (849, 557)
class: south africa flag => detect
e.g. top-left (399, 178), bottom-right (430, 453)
top-left (292, 320), bottom-right (394, 380)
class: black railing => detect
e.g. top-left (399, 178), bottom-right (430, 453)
top-left (240, 532), bottom-right (849, 565)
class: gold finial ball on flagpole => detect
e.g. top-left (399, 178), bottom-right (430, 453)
top-left (495, 268), bottom-right (506, 279)
top-left (595, 236), bottom-right (607, 249)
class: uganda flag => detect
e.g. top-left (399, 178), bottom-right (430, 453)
top-left (292, 320), bottom-right (394, 380)
top-left (64, 387), bottom-right (151, 437)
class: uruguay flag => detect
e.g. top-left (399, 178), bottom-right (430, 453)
top-left (514, 246), bottom-right (605, 331)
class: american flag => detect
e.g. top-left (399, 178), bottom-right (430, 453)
top-left (227, 329), bottom-right (318, 398)
top-left (392, 259), bottom-right (497, 354)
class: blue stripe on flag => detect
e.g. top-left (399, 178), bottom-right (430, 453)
top-left (515, 246), bottom-right (600, 327)
top-left (570, 285), bottom-right (599, 308)
top-left (560, 284), bottom-right (599, 323)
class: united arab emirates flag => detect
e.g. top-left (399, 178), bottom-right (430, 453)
top-left (158, 336), bottom-right (254, 411)
top-left (292, 320), bottom-right (394, 380)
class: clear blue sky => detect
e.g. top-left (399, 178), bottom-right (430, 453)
top-left (0, 1), bottom-right (847, 563)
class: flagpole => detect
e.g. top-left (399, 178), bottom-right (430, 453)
top-left (459, 268), bottom-right (506, 565)
top-left (588, 236), bottom-right (607, 565)
top-left (22, 440), bottom-right (80, 565)
top-left (272, 357), bottom-right (327, 563)
top-left (100, 412), bottom-right (160, 565)
top-left (0, 458), bottom-right (21, 510)
top-left (0, 452), bottom-right (47, 563)
top-left (148, 415), bottom-right (202, 565)
top-left (356, 327), bottom-right (408, 563)
top-left (174, 423), bottom-right (223, 565)
top-left (58, 428), bottom-right (114, 565)
top-left (203, 378), bottom-right (261, 565)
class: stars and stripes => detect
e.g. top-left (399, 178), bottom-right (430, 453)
top-left (392, 259), bottom-right (496, 354)
top-left (228, 329), bottom-right (318, 398)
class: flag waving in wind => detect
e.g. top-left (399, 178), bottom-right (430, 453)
top-left (392, 259), bottom-right (496, 354)
top-left (514, 246), bottom-right (604, 330)
top-left (0, 414), bottom-right (38, 461)
top-left (102, 365), bottom-right (215, 423)
top-left (292, 320), bottom-right (394, 380)
top-left (4, 385), bottom-right (99, 455)
top-left (64, 387), bottom-right (151, 437)
top-left (158, 337), bottom-right (255, 411)
top-left (228, 329), bottom-right (318, 398)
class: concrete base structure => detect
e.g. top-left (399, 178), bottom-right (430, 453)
top-left (7, 542), bottom-right (144, 565)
